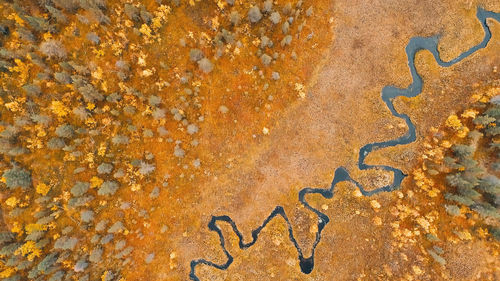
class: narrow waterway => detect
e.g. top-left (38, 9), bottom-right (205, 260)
top-left (189, 7), bottom-right (500, 280)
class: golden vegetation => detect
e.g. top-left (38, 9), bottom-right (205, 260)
top-left (0, 0), bottom-right (333, 280)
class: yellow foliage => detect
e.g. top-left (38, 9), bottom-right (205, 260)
top-left (4, 99), bottom-right (19, 112)
top-left (0, 267), bottom-right (15, 278)
top-left (98, 142), bottom-right (107, 156)
top-left (484, 87), bottom-right (500, 101)
top-left (445, 114), bottom-right (462, 130)
top-left (440, 140), bottom-right (452, 148)
top-left (456, 126), bottom-right (469, 138)
top-left (124, 20), bottom-right (134, 28)
top-left (455, 230), bottom-right (473, 240)
top-left (36, 183), bottom-right (51, 196)
top-left (92, 48), bottom-right (105, 57)
top-left (10, 222), bottom-right (22, 235)
top-left (51, 101), bottom-right (69, 117)
top-left (5, 196), bottom-right (19, 207)
top-left (139, 24), bottom-right (152, 37)
top-left (137, 55), bottom-right (147, 66)
top-left (155, 5), bottom-right (172, 21)
top-left (141, 69), bottom-right (153, 77)
top-left (412, 168), bottom-right (437, 197)
top-left (62, 260), bottom-right (73, 269)
top-left (18, 201), bottom-right (29, 208)
top-left (101, 80), bottom-right (108, 93)
top-left (216, 0), bottom-right (226, 9)
top-left (92, 67), bottom-right (103, 80)
top-left (471, 87), bottom-right (500, 103)
top-left (85, 117), bottom-right (97, 128)
top-left (8, 59), bottom-right (30, 83)
top-left (90, 176), bottom-right (103, 188)
top-left (131, 183), bottom-right (141, 192)
top-left (477, 227), bottom-right (489, 239)
top-left (211, 16), bottom-right (220, 30)
top-left (295, 83), bottom-right (306, 98)
top-left (152, 17), bottom-right (162, 29)
top-left (4, 101), bottom-right (22, 112)
top-left (416, 217), bottom-right (430, 231)
top-left (36, 125), bottom-right (47, 137)
top-left (47, 221), bottom-right (57, 230)
top-left (85, 152), bottom-right (95, 164)
top-left (461, 109), bottom-right (478, 119)
top-left (427, 188), bottom-right (440, 197)
top-left (413, 169), bottom-right (426, 187)
top-left (25, 223), bottom-right (48, 234)
top-left (7, 13), bottom-right (25, 26)
top-left (42, 32), bottom-right (52, 40)
top-left (102, 271), bottom-right (112, 281)
top-left (471, 93), bottom-right (482, 102)
top-left (62, 191), bottom-right (70, 201)
top-left (15, 241), bottom-right (42, 261)
top-left (63, 153), bottom-right (76, 162)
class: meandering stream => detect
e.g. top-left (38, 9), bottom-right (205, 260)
top-left (190, 7), bottom-right (500, 280)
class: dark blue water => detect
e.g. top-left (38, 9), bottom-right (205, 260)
top-left (189, 7), bottom-right (500, 280)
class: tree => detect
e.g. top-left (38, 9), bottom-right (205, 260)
top-left (54, 236), bottom-right (78, 250)
top-left (485, 107), bottom-right (500, 118)
top-left (47, 138), bottom-right (65, 150)
top-left (111, 135), bottom-right (129, 145)
top-left (98, 181), bottom-right (119, 196)
top-left (2, 166), bottom-right (32, 190)
top-left (456, 186), bottom-right (481, 200)
top-left (107, 221), bottom-right (124, 233)
top-left (269, 12), bottom-right (281, 24)
top-left (197, 58), bottom-right (213, 73)
top-left (189, 49), bottom-right (203, 62)
top-left (97, 163), bottom-right (113, 174)
top-left (39, 40), bottom-right (67, 59)
top-left (444, 204), bottom-right (461, 216)
top-left (22, 84), bottom-right (41, 97)
top-left (74, 259), bottom-right (88, 272)
top-left (55, 124), bottom-right (75, 138)
top-left (473, 203), bottom-right (500, 219)
top-left (473, 115), bottom-right (495, 126)
top-left (247, 6), bottom-right (262, 23)
top-left (445, 193), bottom-right (474, 206)
top-left (0, 242), bottom-right (21, 256)
top-left (230, 11), bottom-right (240, 25)
top-left (36, 252), bottom-right (58, 273)
top-left (45, 6), bottom-right (67, 24)
top-left (263, 0), bottom-right (273, 12)
top-left (485, 126), bottom-right (500, 136)
top-left (0, 232), bottom-right (14, 244)
top-left (479, 175), bottom-right (500, 194)
top-left (124, 4), bottom-right (140, 22)
top-left (80, 210), bottom-right (94, 223)
top-left (89, 247), bottom-right (103, 263)
top-left (451, 144), bottom-right (474, 159)
top-left (70, 182), bottom-right (89, 197)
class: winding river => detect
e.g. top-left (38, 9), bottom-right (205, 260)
top-left (190, 7), bottom-right (500, 280)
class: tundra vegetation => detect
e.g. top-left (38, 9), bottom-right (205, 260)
top-left (403, 88), bottom-right (500, 269)
top-left (0, 0), bottom-right (330, 279)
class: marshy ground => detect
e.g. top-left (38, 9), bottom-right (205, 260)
top-left (0, 1), bottom-right (499, 280)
